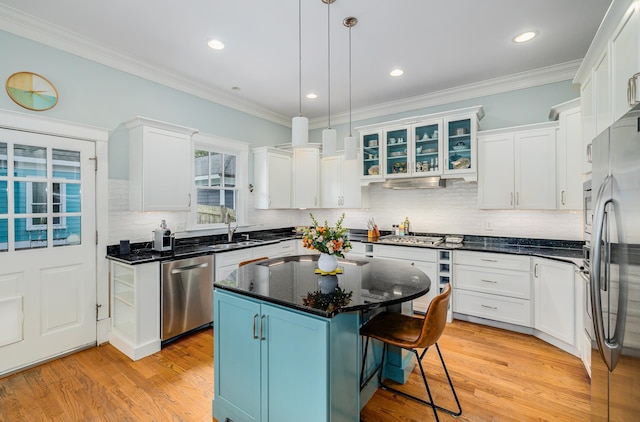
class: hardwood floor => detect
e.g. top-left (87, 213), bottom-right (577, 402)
top-left (0, 320), bottom-right (590, 421)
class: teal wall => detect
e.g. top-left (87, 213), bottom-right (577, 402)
top-left (2, 30), bottom-right (579, 179)
top-left (0, 30), bottom-right (291, 179)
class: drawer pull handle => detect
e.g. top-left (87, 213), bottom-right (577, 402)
top-left (481, 279), bottom-right (497, 284)
top-left (481, 304), bottom-right (498, 310)
top-left (260, 314), bottom-right (266, 340)
top-left (481, 258), bottom-right (498, 262)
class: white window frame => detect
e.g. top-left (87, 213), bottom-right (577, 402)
top-left (26, 182), bottom-right (67, 230)
top-left (188, 133), bottom-right (249, 231)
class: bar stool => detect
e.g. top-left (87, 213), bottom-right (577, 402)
top-left (359, 284), bottom-right (461, 421)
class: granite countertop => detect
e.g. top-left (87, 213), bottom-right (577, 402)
top-left (214, 254), bottom-right (431, 318)
top-left (106, 227), bottom-right (585, 266)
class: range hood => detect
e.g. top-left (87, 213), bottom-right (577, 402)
top-left (382, 176), bottom-right (446, 190)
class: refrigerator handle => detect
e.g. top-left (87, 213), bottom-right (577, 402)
top-left (591, 175), bottom-right (624, 371)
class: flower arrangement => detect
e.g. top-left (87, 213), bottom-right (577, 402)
top-left (299, 213), bottom-right (352, 258)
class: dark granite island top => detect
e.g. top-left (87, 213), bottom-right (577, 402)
top-left (213, 254), bottom-right (431, 318)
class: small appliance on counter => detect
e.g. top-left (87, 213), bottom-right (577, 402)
top-left (153, 219), bottom-right (174, 252)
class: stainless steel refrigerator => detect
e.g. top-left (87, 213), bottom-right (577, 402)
top-left (590, 104), bottom-right (640, 420)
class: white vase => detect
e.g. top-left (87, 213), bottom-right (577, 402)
top-left (318, 253), bottom-right (339, 273)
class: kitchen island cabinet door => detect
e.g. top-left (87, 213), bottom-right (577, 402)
top-left (213, 290), bottom-right (334, 422)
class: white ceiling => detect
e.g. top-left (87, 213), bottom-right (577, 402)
top-left (0, 0), bottom-right (611, 126)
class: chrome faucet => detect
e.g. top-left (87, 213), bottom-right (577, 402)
top-left (222, 207), bottom-right (238, 242)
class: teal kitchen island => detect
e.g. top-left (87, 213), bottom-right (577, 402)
top-left (212, 255), bottom-right (431, 422)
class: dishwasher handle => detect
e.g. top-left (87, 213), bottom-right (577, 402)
top-left (170, 262), bottom-right (209, 274)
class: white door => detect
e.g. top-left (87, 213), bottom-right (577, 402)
top-left (0, 129), bottom-right (96, 375)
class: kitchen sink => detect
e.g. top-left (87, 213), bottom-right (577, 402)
top-left (208, 240), bottom-right (264, 251)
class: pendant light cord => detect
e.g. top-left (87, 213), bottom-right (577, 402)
top-left (348, 23), bottom-right (352, 136)
top-left (327, 0), bottom-right (331, 129)
top-left (298, 0), bottom-right (302, 117)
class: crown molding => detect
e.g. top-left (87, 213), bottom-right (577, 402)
top-left (0, 4), bottom-right (291, 127)
top-left (310, 60), bottom-right (582, 130)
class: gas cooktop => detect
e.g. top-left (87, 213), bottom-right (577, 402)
top-left (377, 235), bottom-right (444, 247)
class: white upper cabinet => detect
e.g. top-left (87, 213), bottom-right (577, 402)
top-left (356, 106), bottom-right (484, 183)
top-left (574, 0), bottom-right (640, 136)
top-left (125, 117), bottom-right (197, 212)
top-left (253, 147), bottom-right (292, 209)
top-left (320, 155), bottom-right (362, 208)
top-left (550, 99), bottom-right (585, 209)
top-left (292, 148), bottom-right (319, 208)
top-left (478, 123), bottom-right (558, 210)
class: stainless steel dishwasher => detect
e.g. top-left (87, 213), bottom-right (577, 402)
top-left (161, 255), bottom-right (214, 342)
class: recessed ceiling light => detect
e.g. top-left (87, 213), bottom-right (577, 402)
top-left (390, 69), bottom-right (404, 77)
top-left (513, 31), bottom-right (537, 43)
top-left (208, 39), bottom-right (225, 50)
top-left (306, 93), bottom-right (318, 99)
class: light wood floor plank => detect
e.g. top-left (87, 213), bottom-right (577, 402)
top-left (0, 321), bottom-right (589, 421)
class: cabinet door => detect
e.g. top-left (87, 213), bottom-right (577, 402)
top-left (580, 76), bottom-right (595, 174)
top-left (611, 4), bottom-right (640, 122)
top-left (215, 249), bottom-right (253, 281)
top-left (293, 148), bottom-right (319, 208)
top-left (413, 120), bottom-right (442, 175)
top-left (360, 131), bottom-right (382, 180)
top-left (320, 156), bottom-right (341, 208)
top-left (412, 261), bottom-right (438, 314)
top-left (444, 116), bottom-right (475, 176)
top-left (384, 126), bottom-right (410, 178)
top-left (341, 157), bottom-right (362, 208)
top-left (533, 258), bottom-right (575, 345)
top-left (268, 153), bottom-right (292, 208)
top-left (594, 51), bottom-right (611, 136)
top-left (478, 133), bottom-right (515, 209)
top-left (514, 129), bottom-right (557, 209)
top-left (262, 304), bottom-right (328, 421)
top-left (214, 291), bottom-right (262, 422)
top-left (557, 107), bottom-right (584, 209)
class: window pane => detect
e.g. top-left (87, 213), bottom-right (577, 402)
top-left (0, 219), bottom-right (6, 252)
top-left (224, 155), bottom-right (236, 188)
top-left (197, 189), bottom-right (223, 224)
top-left (0, 142), bottom-right (6, 177)
top-left (0, 181), bottom-right (6, 215)
top-left (14, 144), bottom-right (46, 178)
top-left (224, 190), bottom-right (236, 210)
top-left (209, 153), bottom-right (222, 187)
top-left (16, 217), bottom-right (47, 250)
top-left (194, 150), bottom-right (209, 186)
top-left (52, 182), bottom-right (80, 213)
top-left (55, 216), bottom-right (81, 247)
top-left (52, 149), bottom-right (80, 180)
top-left (14, 181), bottom-right (47, 214)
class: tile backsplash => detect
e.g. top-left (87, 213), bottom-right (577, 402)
top-left (108, 179), bottom-right (583, 245)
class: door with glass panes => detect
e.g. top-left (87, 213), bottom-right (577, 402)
top-left (0, 129), bottom-right (96, 375)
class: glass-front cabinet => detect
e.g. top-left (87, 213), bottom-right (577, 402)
top-left (383, 126), bottom-right (409, 178)
top-left (356, 106), bottom-right (483, 182)
top-left (444, 113), bottom-right (478, 179)
top-left (360, 130), bottom-right (382, 181)
top-left (413, 120), bottom-right (442, 175)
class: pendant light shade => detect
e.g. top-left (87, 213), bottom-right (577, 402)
top-left (292, 116), bottom-right (309, 147)
top-left (322, 128), bottom-right (337, 155)
top-left (292, 0), bottom-right (308, 148)
top-left (344, 135), bottom-right (357, 160)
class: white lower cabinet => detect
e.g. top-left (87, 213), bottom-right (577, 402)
top-left (215, 240), bottom-right (298, 282)
top-left (372, 244), bottom-right (438, 313)
top-left (453, 251), bottom-right (532, 327)
top-left (533, 257), bottom-right (575, 345)
top-left (109, 261), bottom-right (161, 360)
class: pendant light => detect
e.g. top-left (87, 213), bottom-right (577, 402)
top-left (321, 0), bottom-right (336, 156)
top-left (292, 0), bottom-right (309, 148)
top-left (343, 16), bottom-right (358, 160)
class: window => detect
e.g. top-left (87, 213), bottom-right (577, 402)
top-left (190, 134), bottom-right (248, 229)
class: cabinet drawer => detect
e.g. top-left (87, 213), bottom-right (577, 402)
top-left (349, 241), bottom-right (367, 254)
top-left (373, 244), bottom-right (437, 262)
top-left (454, 250), bottom-right (530, 271)
top-left (454, 266), bottom-right (531, 299)
top-left (454, 289), bottom-right (531, 327)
